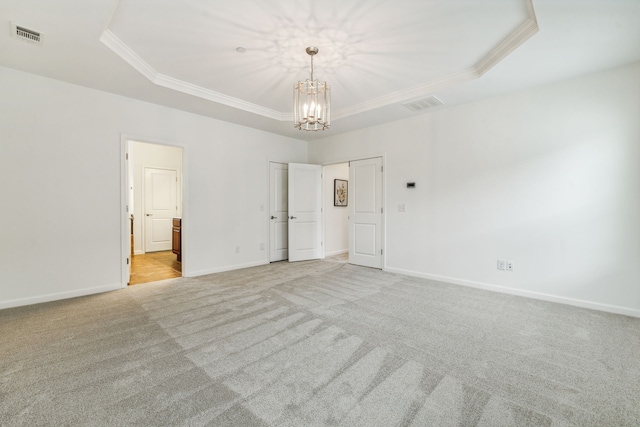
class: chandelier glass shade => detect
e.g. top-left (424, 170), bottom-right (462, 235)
top-left (294, 47), bottom-right (330, 131)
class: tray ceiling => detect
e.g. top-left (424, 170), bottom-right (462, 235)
top-left (1, 0), bottom-right (639, 139)
top-left (102, 0), bottom-right (536, 121)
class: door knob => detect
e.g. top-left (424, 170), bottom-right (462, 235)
top-left (146, 214), bottom-right (153, 216)
top-left (289, 216), bottom-right (297, 219)
top-left (270, 216), bottom-right (276, 219)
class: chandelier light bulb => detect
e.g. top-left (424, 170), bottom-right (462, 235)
top-left (293, 47), bottom-right (331, 131)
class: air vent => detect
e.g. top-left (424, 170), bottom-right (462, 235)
top-left (402, 96), bottom-right (443, 112)
top-left (11, 22), bottom-right (42, 45)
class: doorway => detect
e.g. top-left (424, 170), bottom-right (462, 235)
top-left (268, 161), bottom-right (324, 263)
top-left (323, 157), bottom-right (384, 269)
top-left (268, 162), bottom-right (289, 262)
top-left (125, 139), bottom-right (184, 286)
top-left (268, 157), bottom-right (384, 269)
top-left (322, 163), bottom-right (349, 259)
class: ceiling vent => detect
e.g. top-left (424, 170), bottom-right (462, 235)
top-left (402, 96), bottom-right (443, 112)
top-left (11, 22), bottom-right (42, 45)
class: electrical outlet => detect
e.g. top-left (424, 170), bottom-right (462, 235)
top-left (506, 260), bottom-right (514, 271)
top-left (235, 246), bottom-right (240, 253)
top-left (497, 259), bottom-right (506, 270)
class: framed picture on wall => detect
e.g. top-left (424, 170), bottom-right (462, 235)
top-left (334, 179), bottom-right (348, 206)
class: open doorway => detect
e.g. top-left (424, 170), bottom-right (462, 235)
top-left (323, 157), bottom-right (384, 269)
top-left (267, 157), bottom-right (384, 268)
top-left (322, 163), bottom-right (349, 261)
top-left (127, 140), bottom-right (184, 285)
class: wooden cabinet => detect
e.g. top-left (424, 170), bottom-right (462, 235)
top-left (172, 218), bottom-right (182, 262)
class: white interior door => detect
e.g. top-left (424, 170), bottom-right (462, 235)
top-left (288, 163), bottom-right (323, 262)
top-left (269, 162), bottom-right (289, 262)
top-left (144, 167), bottom-right (177, 252)
top-left (349, 158), bottom-right (383, 268)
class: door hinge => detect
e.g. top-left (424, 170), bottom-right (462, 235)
top-left (126, 153), bottom-right (129, 160)
top-left (381, 207), bottom-right (383, 214)
top-left (126, 205), bottom-right (129, 213)
top-left (381, 165), bottom-right (383, 172)
top-left (380, 249), bottom-right (383, 255)
top-left (127, 258), bottom-right (130, 265)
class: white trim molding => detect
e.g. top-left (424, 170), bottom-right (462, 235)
top-left (325, 249), bottom-right (348, 257)
top-left (100, 30), bottom-right (287, 121)
top-left (384, 267), bottom-right (640, 319)
top-left (475, 0), bottom-right (538, 76)
top-left (333, 69), bottom-right (478, 120)
top-left (101, 0), bottom-right (538, 124)
top-left (0, 283), bottom-right (122, 310)
top-left (185, 260), bottom-right (269, 278)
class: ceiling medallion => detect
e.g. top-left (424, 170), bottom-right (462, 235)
top-left (293, 47), bottom-right (331, 131)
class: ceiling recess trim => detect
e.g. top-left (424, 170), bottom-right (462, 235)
top-left (333, 69), bottom-right (476, 120)
top-left (101, 0), bottom-right (537, 123)
top-left (334, 0), bottom-right (538, 120)
top-left (475, 0), bottom-right (538, 75)
top-left (99, 30), bottom-right (288, 121)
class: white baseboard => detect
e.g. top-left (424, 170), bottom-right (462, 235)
top-left (0, 283), bottom-right (122, 310)
top-left (325, 249), bottom-right (348, 257)
top-left (185, 260), bottom-right (269, 278)
top-left (6, 264), bottom-right (637, 319)
top-left (384, 267), bottom-right (640, 319)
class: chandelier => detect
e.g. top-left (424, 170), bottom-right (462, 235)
top-left (294, 47), bottom-right (331, 131)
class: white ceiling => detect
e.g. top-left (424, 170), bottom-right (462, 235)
top-left (1, 0), bottom-right (639, 140)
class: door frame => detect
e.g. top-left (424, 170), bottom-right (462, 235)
top-left (320, 153), bottom-right (386, 269)
top-left (267, 160), bottom-right (326, 264)
top-left (265, 154), bottom-right (386, 269)
top-left (268, 161), bottom-right (289, 262)
top-left (120, 134), bottom-right (187, 288)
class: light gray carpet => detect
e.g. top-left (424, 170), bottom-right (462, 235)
top-left (1, 257), bottom-right (639, 426)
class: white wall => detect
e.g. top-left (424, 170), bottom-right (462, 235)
top-left (0, 66), bottom-right (307, 308)
top-left (309, 62), bottom-right (640, 316)
top-left (2, 63), bottom-right (638, 316)
top-left (323, 163), bottom-right (349, 256)
top-left (130, 141), bottom-right (183, 255)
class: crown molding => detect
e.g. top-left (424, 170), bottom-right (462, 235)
top-left (475, 0), bottom-right (539, 76)
top-left (332, 69), bottom-right (478, 120)
top-left (100, 29), bottom-right (288, 121)
top-left (100, 29), bottom-right (157, 82)
top-left (152, 73), bottom-right (287, 121)
top-left (101, 0), bottom-right (538, 123)
top-left (338, 0), bottom-right (539, 120)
